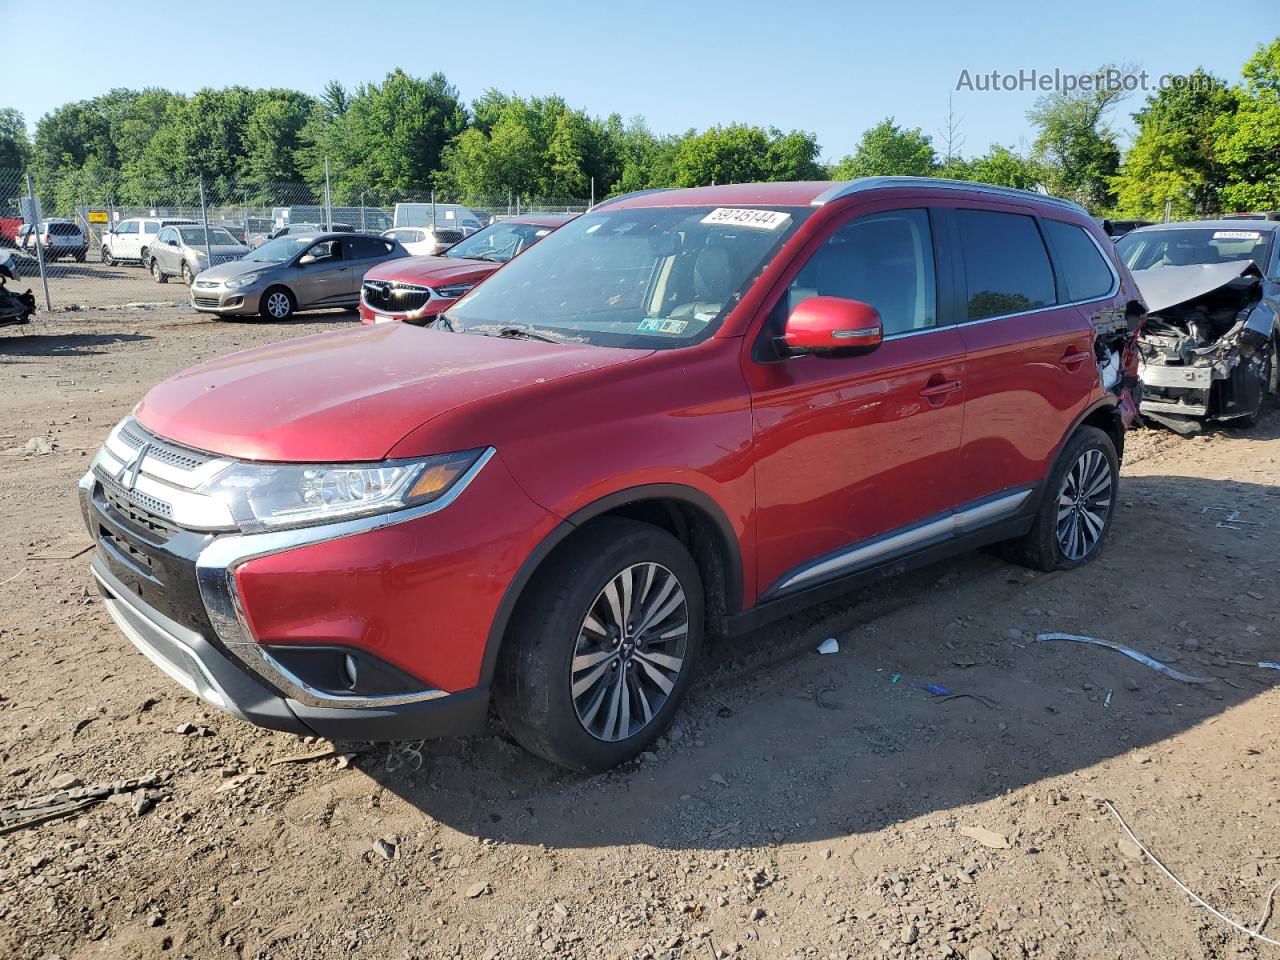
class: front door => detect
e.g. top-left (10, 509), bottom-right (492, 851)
top-left (745, 206), bottom-right (967, 598)
top-left (293, 239), bottom-right (349, 307)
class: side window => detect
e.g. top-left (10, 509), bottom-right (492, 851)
top-left (786, 209), bottom-right (937, 336)
top-left (142, 222), bottom-right (158, 235)
top-left (307, 240), bottom-right (341, 262)
top-left (1043, 219), bottom-right (1115, 301)
top-left (344, 236), bottom-right (392, 259)
top-left (156, 228), bottom-right (173, 244)
top-left (955, 210), bottom-right (1056, 320)
top-left (119, 221), bottom-right (138, 235)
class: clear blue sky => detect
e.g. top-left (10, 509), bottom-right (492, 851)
top-left (3, 0), bottom-right (1272, 162)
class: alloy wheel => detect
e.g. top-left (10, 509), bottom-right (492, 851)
top-left (266, 291), bottom-right (291, 318)
top-left (570, 562), bottom-right (689, 742)
top-left (1056, 448), bottom-right (1112, 561)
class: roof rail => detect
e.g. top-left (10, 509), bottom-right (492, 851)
top-left (810, 177), bottom-right (1087, 215)
top-left (589, 187), bottom-right (677, 210)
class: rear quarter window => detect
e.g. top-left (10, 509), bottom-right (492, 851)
top-left (1043, 220), bottom-right (1115, 301)
top-left (956, 209), bottom-right (1056, 320)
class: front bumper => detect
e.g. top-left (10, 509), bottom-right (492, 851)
top-left (78, 452), bottom-right (506, 740)
top-left (190, 284), bottom-right (263, 316)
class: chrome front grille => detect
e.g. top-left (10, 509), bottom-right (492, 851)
top-left (90, 418), bottom-right (237, 531)
top-left (362, 279), bottom-right (433, 314)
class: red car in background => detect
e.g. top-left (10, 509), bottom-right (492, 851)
top-left (359, 213), bottom-right (576, 326)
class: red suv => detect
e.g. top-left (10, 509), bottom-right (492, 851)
top-left (82, 179), bottom-right (1143, 771)
top-left (358, 213), bottom-right (576, 326)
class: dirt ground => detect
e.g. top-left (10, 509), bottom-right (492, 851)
top-left (1, 304), bottom-right (1278, 960)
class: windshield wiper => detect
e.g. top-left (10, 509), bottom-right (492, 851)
top-left (495, 326), bottom-right (560, 343)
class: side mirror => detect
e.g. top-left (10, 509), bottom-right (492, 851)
top-left (778, 296), bottom-right (883, 357)
top-left (298, 254), bottom-right (316, 266)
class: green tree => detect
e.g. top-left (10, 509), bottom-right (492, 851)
top-left (1028, 66), bottom-right (1127, 211)
top-left (1214, 38), bottom-right (1280, 211)
top-left (0, 107), bottom-right (28, 171)
top-left (671, 124), bottom-right (821, 186)
top-left (946, 144), bottom-right (1045, 190)
top-left (1110, 69), bottom-right (1238, 218)
top-left (831, 118), bottom-right (937, 179)
top-left (302, 70), bottom-right (466, 201)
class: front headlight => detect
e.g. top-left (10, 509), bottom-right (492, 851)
top-left (201, 449), bottom-right (489, 533)
top-left (226, 271), bottom-right (265, 290)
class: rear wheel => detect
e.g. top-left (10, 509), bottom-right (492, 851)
top-left (139, 246), bottom-right (149, 266)
top-left (150, 258), bottom-right (168, 284)
top-left (1007, 425), bottom-right (1118, 572)
top-left (494, 518), bottom-right (703, 772)
top-left (180, 261), bottom-right (194, 285)
top-left (260, 286), bottom-right (295, 321)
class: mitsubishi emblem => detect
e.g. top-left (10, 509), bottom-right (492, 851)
top-left (116, 443), bottom-right (149, 491)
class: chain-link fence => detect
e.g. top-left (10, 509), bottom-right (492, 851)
top-left (0, 167), bottom-right (590, 311)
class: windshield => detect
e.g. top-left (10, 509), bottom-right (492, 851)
top-left (446, 206), bottom-right (809, 348)
top-left (244, 235), bottom-right (314, 263)
top-left (1116, 228), bottom-right (1272, 272)
top-left (447, 220), bottom-right (560, 263)
top-left (179, 227), bottom-right (239, 246)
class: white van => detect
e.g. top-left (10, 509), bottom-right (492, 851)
top-left (392, 203), bottom-right (484, 234)
top-left (101, 217), bottom-right (198, 266)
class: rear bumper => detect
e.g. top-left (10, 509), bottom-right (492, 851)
top-left (91, 553), bottom-right (490, 740)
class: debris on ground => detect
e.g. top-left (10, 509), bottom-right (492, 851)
top-left (816, 637), bottom-right (839, 654)
top-left (958, 825), bottom-right (1012, 850)
top-left (1035, 632), bottom-right (1215, 684)
top-left (0, 773), bottom-right (166, 834)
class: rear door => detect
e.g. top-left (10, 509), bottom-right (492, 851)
top-left (342, 236), bottom-right (398, 295)
top-left (939, 203), bottom-right (1099, 505)
top-left (154, 228), bottom-right (179, 273)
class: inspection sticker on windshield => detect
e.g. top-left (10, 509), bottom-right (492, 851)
top-left (1214, 230), bottom-right (1261, 240)
top-left (701, 208), bottom-right (791, 230)
top-left (638, 317), bottom-right (689, 335)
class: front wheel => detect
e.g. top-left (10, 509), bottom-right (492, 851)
top-left (150, 258), bottom-right (168, 284)
top-left (494, 518), bottom-right (703, 772)
top-left (260, 286), bottom-right (295, 321)
top-left (1008, 425), bottom-right (1118, 572)
top-left (101, 246), bottom-right (115, 267)
top-left (1236, 347), bottom-right (1272, 429)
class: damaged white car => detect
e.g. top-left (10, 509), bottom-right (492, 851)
top-left (1116, 221), bottom-right (1279, 432)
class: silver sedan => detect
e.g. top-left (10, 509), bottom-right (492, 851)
top-left (188, 232), bottom-right (407, 320)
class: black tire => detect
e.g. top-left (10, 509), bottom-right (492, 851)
top-left (494, 517), bottom-right (704, 772)
top-left (1007, 425), bottom-right (1119, 572)
top-left (139, 246), bottom-right (149, 266)
top-left (101, 246), bottom-right (115, 267)
top-left (74, 250), bottom-right (86, 262)
top-left (181, 261), bottom-right (194, 285)
top-left (1236, 347), bottom-right (1272, 429)
top-left (259, 286), bottom-right (296, 321)
top-left (150, 258), bottom-right (168, 284)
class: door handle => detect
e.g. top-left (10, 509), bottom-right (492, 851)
top-left (1059, 349), bottom-right (1090, 371)
top-left (920, 378), bottom-right (962, 399)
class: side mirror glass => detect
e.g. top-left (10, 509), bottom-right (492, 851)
top-left (779, 296), bottom-right (884, 357)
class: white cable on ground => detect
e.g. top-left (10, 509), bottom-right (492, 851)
top-left (1103, 799), bottom-right (1280, 947)
top-left (1255, 879), bottom-right (1280, 934)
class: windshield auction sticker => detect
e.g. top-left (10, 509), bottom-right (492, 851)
top-left (1213, 231), bottom-right (1261, 240)
top-left (701, 208), bottom-right (791, 230)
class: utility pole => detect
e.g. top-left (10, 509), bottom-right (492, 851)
top-left (590, 177), bottom-right (595, 208)
top-left (198, 177), bottom-right (213, 271)
top-left (431, 190), bottom-right (436, 229)
top-left (24, 173), bottom-right (51, 311)
top-left (324, 157), bottom-right (334, 228)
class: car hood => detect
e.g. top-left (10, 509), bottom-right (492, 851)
top-left (1131, 260), bottom-right (1260, 313)
top-left (196, 257), bottom-right (279, 281)
top-left (364, 255), bottom-right (497, 286)
top-left (134, 324), bottom-right (651, 462)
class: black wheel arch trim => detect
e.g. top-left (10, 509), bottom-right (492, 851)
top-left (478, 483), bottom-right (744, 687)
